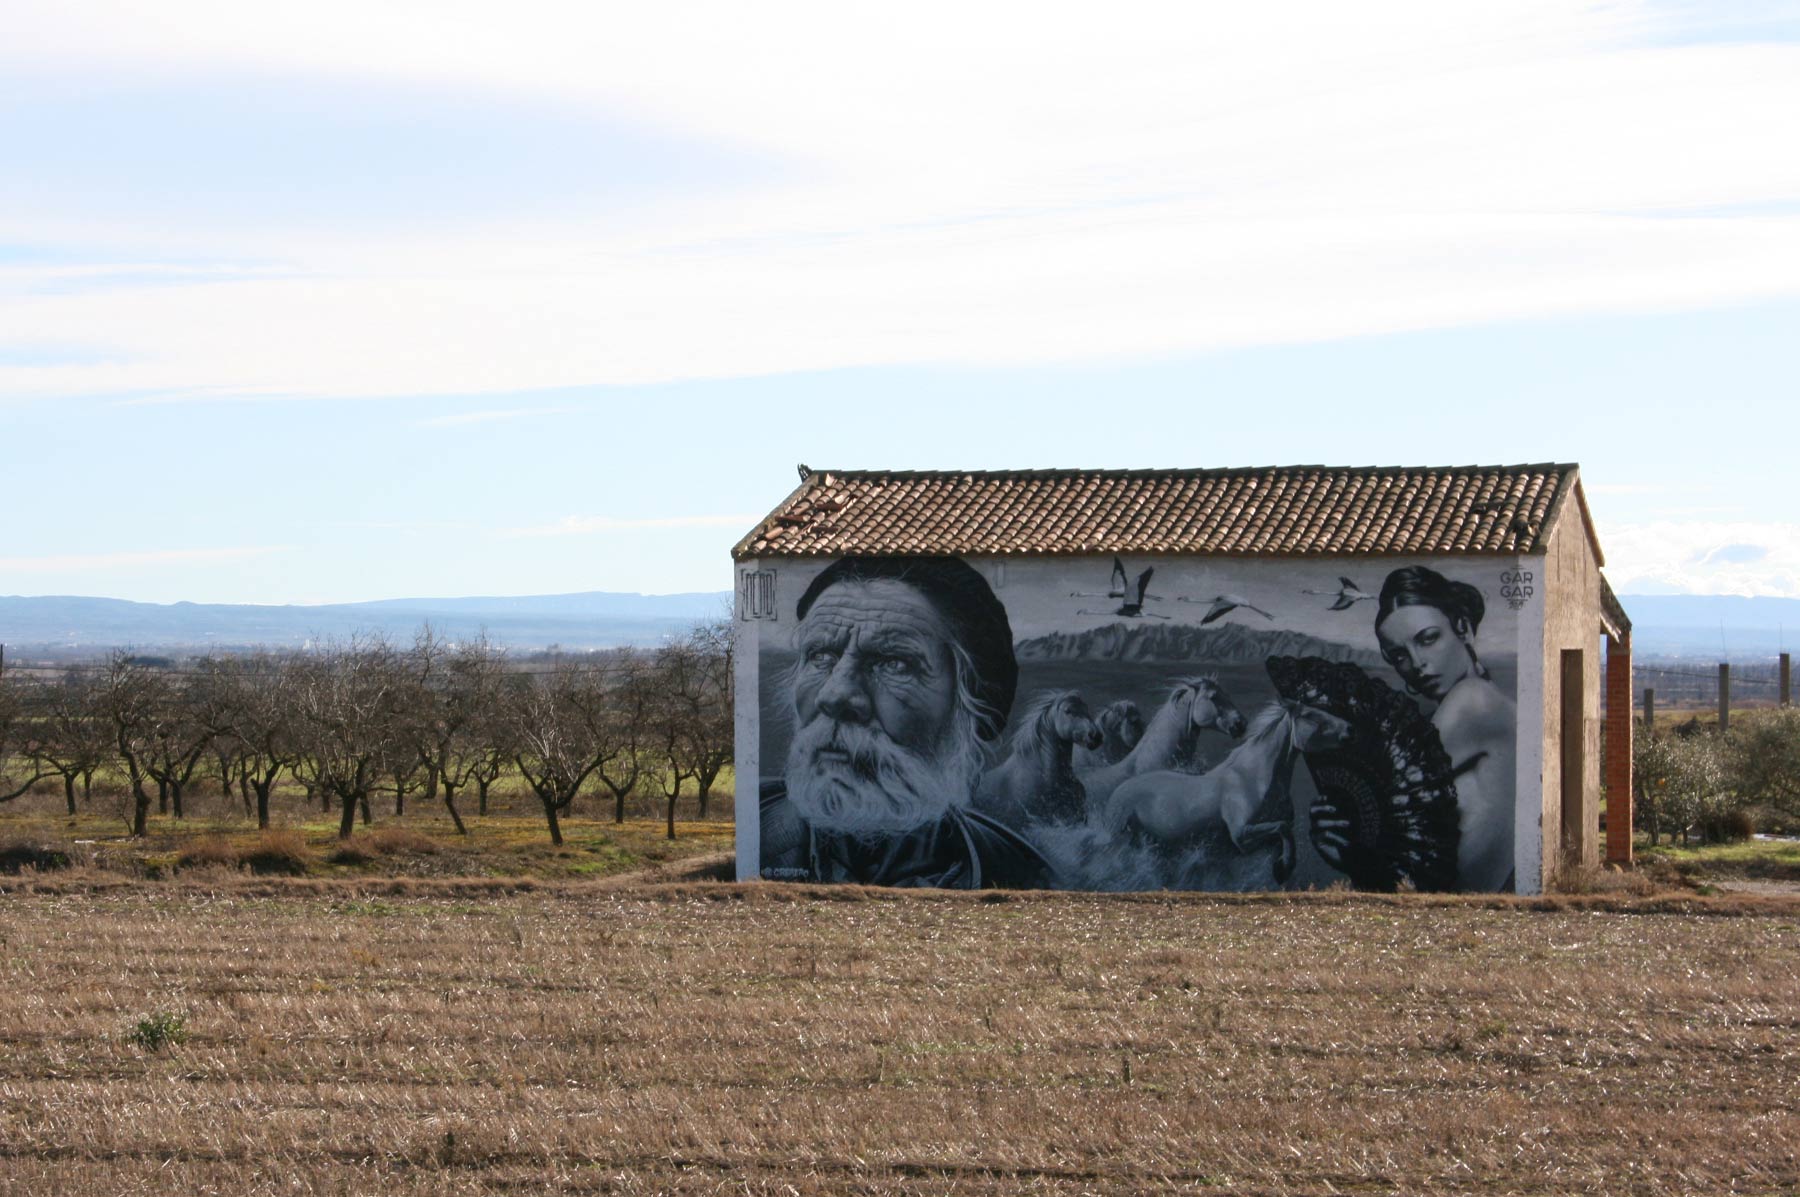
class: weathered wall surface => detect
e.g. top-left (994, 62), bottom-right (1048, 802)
top-left (1537, 508), bottom-right (1604, 886)
top-left (736, 554), bottom-right (1535, 893)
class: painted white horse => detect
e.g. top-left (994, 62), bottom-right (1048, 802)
top-left (1102, 698), bottom-right (1352, 883)
top-left (975, 690), bottom-right (1103, 827)
top-left (1072, 699), bottom-right (1147, 772)
top-left (1077, 677), bottom-right (1246, 809)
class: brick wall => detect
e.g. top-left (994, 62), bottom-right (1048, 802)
top-left (1604, 632), bottom-right (1633, 865)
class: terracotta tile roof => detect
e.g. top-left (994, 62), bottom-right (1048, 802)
top-left (732, 464), bottom-right (1585, 560)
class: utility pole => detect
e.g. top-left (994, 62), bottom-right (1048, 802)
top-left (1782, 653), bottom-right (1791, 707)
top-left (1718, 663), bottom-right (1730, 732)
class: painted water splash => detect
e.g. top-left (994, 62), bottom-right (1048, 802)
top-left (1026, 814), bottom-right (1286, 893)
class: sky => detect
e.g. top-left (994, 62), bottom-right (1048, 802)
top-left (3, 0), bottom-right (1798, 605)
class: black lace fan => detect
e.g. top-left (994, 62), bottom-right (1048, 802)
top-left (1265, 655), bottom-right (1461, 892)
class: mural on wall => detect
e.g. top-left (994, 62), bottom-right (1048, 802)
top-left (756, 554), bottom-right (1519, 893)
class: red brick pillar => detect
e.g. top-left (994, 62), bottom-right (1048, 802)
top-left (1604, 631), bottom-right (1633, 865)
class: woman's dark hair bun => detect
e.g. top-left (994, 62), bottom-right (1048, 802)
top-left (1377, 566), bottom-right (1485, 633)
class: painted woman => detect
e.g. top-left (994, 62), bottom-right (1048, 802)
top-left (1314, 565), bottom-right (1517, 890)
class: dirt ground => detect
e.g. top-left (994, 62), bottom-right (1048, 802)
top-left (0, 881), bottom-right (1795, 1195)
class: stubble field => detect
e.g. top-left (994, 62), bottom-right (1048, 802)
top-left (0, 881), bottom-right (1796, 1196)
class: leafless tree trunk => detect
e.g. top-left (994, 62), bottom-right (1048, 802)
top-left (97, 653), bottom-right (162, 837)
top-left (0, 678), bottom-right (55, 806)
top-left (508, 660), bottom-right (608, 846)
top-left (650, 622), bottom-right (733, 836)
top-left (290, 638), bottom-right (406, 840)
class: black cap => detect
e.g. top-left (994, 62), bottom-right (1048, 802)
top-left (795, 555), bottom-right (1016, 741)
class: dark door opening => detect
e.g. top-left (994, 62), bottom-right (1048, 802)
top-left (1560, 648), bottom-right (1586, 864)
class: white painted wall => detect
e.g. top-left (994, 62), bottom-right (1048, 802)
top-left (737, 552), bottom-right (1546, 892)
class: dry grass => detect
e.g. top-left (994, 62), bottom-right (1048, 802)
top-left (0, 793), bottom-right (733, 882)
top-left (0, 882), bottom-right (1794, 1195)
top-left (1545, 860), bottom-right (1663, 896)
top-left (174, 834), bottom-right (241, 871)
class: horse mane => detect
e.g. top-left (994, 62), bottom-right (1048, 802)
top-left (1164, 674), bottom-right (1219, 700)
top-left (1243, 700), bottom-right (1296, 744)
top-left (1006, 689), bottom-right (1082, 750)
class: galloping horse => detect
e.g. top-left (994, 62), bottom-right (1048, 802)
top-left (1072, 699), bottom-right (1147, 772)
top-left (1102, 699), bottom-right (1353, 883)
top-left (974, 690), bottom-right (1103, 828)
top-left (1077, 677), bottom-right (1246, 809)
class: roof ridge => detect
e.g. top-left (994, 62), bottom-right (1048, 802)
top-left (733, 464), bottom-right (1588, 561)
top-left (804, 463), bottom-right (1576, 479)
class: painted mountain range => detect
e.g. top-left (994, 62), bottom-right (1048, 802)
top-left (1014, 621), bottom-right (1387, 670)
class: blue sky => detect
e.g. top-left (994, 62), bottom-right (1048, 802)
top-left (3, 1), bottom-right (1798, 604)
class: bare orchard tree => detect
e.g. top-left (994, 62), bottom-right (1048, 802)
top-left (96, 652), bottom-right (164, 836)
top-left (0, 675), bottom-right (53, 806)
top-left (684, 620), bottom-right (734, 820)
top-left (214, 653), bottom-right (301, 830)
top-left (470, 735), bottom-right (511, 818)
top-left (416, 634), bottom-right (508, 836)
top-left (592, 649), bottom-right (653, 824)
top-left (383, 745), bottom-right (428, 819)
top-left (508, 659), bottom-right (610, 846)
top-left (647, 683), bottom-right (697, 842)
top-left (650, 621), bottom-right (734, 837)
top-left (30, 671), bottom-right (109, 815)
top-left (194, 661), bottom-right (252, 811)
top-left (143, 666), bottom-right (229, 820)
top-left (291, 639), bottom-right (408, 839)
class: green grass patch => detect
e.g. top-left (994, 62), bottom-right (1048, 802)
top-left (125, 1011), bottom-right (188, 1052)
top-left (1640, 837), bottom-right (1800, 882)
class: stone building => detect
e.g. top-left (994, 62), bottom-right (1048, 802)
top-left (732, 464), bottom-right (1631, 894)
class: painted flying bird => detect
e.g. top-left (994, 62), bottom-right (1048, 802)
top-left (1301, 576), bottom-right (1376, 611)
top-left (1076, 564), bottom-right (1170, 619)
top-left (1071, 555), bottom-right (1162, 602)
top-left (1179, 594), bottom-right (1275, 625)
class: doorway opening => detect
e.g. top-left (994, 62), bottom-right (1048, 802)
top-left (1560, 648), bottom-right (1586, 864)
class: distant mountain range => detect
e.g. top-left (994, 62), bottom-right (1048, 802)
top-left (1016, 621), bottom-right (1387, 671)
top-left (1, 589), bottom-right (1793, 660)
top-left (1620, 595), bottom-right (1800, 657)
top-left (0, 590), bottom-right (733, 656)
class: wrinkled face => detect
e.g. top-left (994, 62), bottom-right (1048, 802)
top-left (1377, 605), bottom-right (1473, 701)
top-left (793, 580), bottom-right (959, 751)
top-left (786, 580), bottom-right (979, 833)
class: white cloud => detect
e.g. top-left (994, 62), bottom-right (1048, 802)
top-left (0, 546), bottom-right (287, 573)
top-left (509, 514), bottom-right (759, 538)
top-left (414, 406), bottom-right (576, 428)
top-left (1604, 521), bottom-right (1800, 597)
top-left (4, 2), bottom-right (1800, 400)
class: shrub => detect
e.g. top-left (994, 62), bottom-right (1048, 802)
top-left (331, 826), bottom-right (438, 866)
top-left (366, 826), bottom-right (438, 856)
top-left (1701, 808), bottom-right (1756, 843)
top-left (177, 837), bottom-right (241, 872)
top-left (126, 1011), bottom-right (188, 1052)
top-left (1726, 706), bottom-right (1800, 822)
top-left (242, 829), bottom-right (310, 876)
top-left (328, 842), bottom-right (376, 866)
top-left (1634, 731), bottom-right (1744, 844)
top-left (1550, 861), bottom-right (1660, 896)
top-left (0, 842), bottom-right (74, 874)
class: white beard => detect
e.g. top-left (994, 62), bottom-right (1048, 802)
top-left (785, 714), bottom-right (985, 835)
